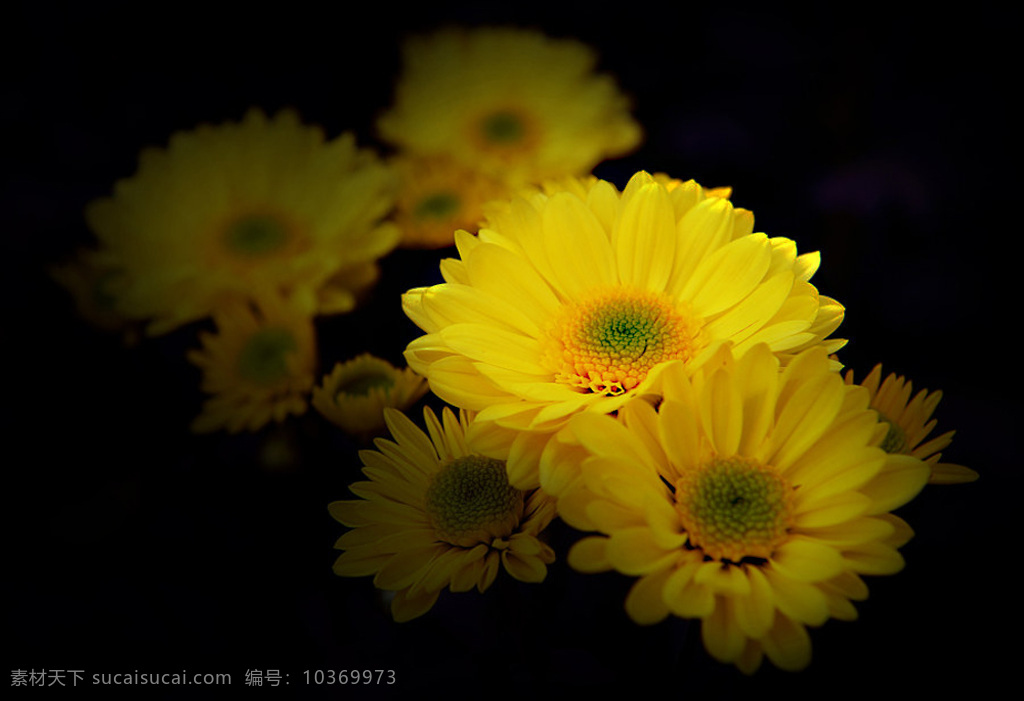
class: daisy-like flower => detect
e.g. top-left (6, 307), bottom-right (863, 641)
top-left (49, 247), bottom-right (139, 344)
top-left (389, 155), bottom-right (511, 248)
top-left (330, 406), bottom-right (557, 622)
top-left (188, 290), bottom-right (317, 434)
top-left (376, 26), bottom-right (642, 186)
top-left (312, 354), bottom-right (429, 438)
top-left (86, 108), bottom-right (399, 335)
top-left (403, 171), bottom-right (846, 491)
top-left (559, 344), bottom-right (930, 673)
top-left (845, 364), bottom-right (978, 484)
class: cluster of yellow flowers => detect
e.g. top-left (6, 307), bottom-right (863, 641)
top-left (379, 27), bottom-right (642, 248)
top-left (376, 169), bottom-right (977, 673)
top-left (52, 25), bottom-right (977, 675)
top-left (54, 108), bottom-right (423, 435)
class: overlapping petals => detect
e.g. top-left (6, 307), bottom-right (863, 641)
top-left (404, 171), bottom-right (846, 491)
top-left (557, 343), bottom-right (929, 673)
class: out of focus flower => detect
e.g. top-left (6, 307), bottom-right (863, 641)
top-left (330, 407), bottom-right (556, 621)
top-left (845, 364), bottom-right (978, 484)
top-left (188, 290), bottom-right (316, 434)
top-left (403, 171), bottom-right (845, 492)
top-left (377, 26), bottom-right (642, 186)
top-left (312, 354), bottom-right (428, 438)
top-left (86, 108), bottom-right (399, 335)
top-left (49, 247), bottom-right (139, 344)
top-left (389, 155), bottom-right (510, 248)
top-left (560, 344), bottom-right (929, 673)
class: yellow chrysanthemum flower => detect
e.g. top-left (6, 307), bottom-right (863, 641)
top-left (845, 364), bottom-right (978, 484)
top-left (86, 108), bottom-right (399, 335)
top-left (330, 406), bottom-right (557, 621)
top-left (389, 155), bottom-right (511, 248)
top-left (558, 344), bottom-right (930, 673)
top-left (312, 354), bottom-right (429, 438)
top-left (377, 26), bottom-right (642, 186)
top-left (403, 171), bottom-right (846, 491)
top-left (49, 247), bottom-right (139, 344)
top-left (188, 291), bottom-right (317, 434)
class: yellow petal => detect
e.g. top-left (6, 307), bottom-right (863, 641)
top-left (502, 549), bottom-right (549, 582)
top-left (860, 454), bottom-right (930, 514)
top-left (680, 234), bottom-right (771, 318)
top-left (770, 537), bottom-right (844, 582)
top-left (702, 598), bottom-right (747, 664)
top-left (761, 614), bottom-right (812, 672)
top-left (624, 569), bottom-right (673, 625)
top-left (567, 535), bottom-right (612, 573)
top-left (614, 182), bottom-right (676, 291)
top-left (542, 191), bottom-right (616, 297)
top-left (733, 565), bottom-right (776, 639)
top-left (391, 587), bottom-right (441, 622)
top-left (440, 323), bottom-right (547, 376)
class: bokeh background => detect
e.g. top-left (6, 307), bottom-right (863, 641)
top-left (6, 1), bottom-right (1019, 697)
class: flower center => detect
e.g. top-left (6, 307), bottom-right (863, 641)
top-left (674, 456), bottom-right (794, 563)
top-left (480, 110), bottom-right (526, 145)
top-left (425, 455), bottom-right (524, 548)
top-left (238, 328), bottom-right (298, 385)
top-left (224, 214), bottom-right (290, 256)
top-left (91, 270), bottom-right (122, 311)
top-left (335, 372), bottom-right (395, 398)
top-left (413, 192), bottom-right (461, 221)
top-left (876, 412), bottom-right (909, 454)
top-left (547, 288), bottom-right (700, 395)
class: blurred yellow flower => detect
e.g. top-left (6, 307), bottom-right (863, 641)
top-left (312, 354), bottom-right (428, 438)
top-left (86, 108), bottom-right (399, 335)
top-left (49, 247), bottom-right (138, 344)
top-left (845, 364), bottom-right (978, 484)
top-left (188, 291), bottom-right (317, 434)
top-left (377, 26), bottom-right (642, 186)
top-left (403, 171), bottom-right (845, 492)
top-left (330, 407), bottom-right (556, 621)
top-left (389, 155), bottom-right (510, 248)
top-left (560, 344), bottom-right (929, 673)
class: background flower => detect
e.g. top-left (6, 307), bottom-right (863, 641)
top-left (312, 353), bottom-right (428, 439)
top-left (377, 26), bottom-right (642, 186)
top-left (85, 108), bottom-right (399, 335)
top-left (188, 290), bottom-right (317, 433)
top-left (387, 154), bottom-right (511, 248)
top-left (845, 364), bottom-right (978, 484)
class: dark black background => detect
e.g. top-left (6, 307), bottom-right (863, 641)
top-left (5, 1), bottom-right (1019, 697)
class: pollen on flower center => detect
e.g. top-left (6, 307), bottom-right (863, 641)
top-left (237, 328), bottom-right (298, 385)
top-left (674, 456), bottom-right (795, 563)
top-left (425, 455), bottom-right (525, 548)
top-left (547, 288), bottom-right (700, 395)
top-left (224, 214), bottom-right (290, 256)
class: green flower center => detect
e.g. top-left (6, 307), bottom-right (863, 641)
top-left (413, 192), bottom-right (461, 221)
top-left (238, 328), bottom-right (297, 384)
top-left (480, 111), bottom-right (526, 145)
top-left (225, 215), bottom-right (289, 256)
top-left (335, 372), bottom-right (395, 398)
top-left (91, 270), bottom-right (121, 311)
top-left (425, 455), bottom-right (524, 548)
top-left (877, 413), bottom-right (909, 454)
top-left (550, 289), bottom-right (699, 395)
top-left (675, 456), bottom-right (794, 563)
